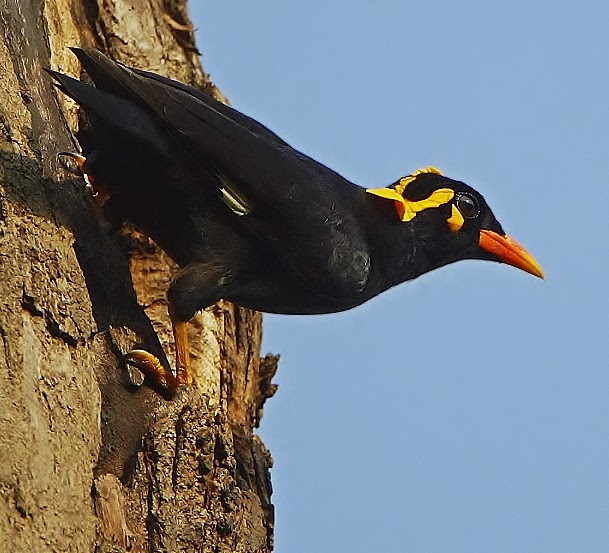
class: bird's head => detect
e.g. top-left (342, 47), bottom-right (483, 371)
top-left (367, 167), bottom-right (544, 278)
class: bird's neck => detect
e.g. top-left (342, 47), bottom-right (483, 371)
top-left (362, 194), bottom-right (451, 294)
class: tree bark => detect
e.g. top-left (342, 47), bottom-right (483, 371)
top-left (0, 1), bottom-right (277, 551)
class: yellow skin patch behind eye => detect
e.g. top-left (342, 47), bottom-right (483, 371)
top-left (447, 204), bottom-right (464, 233)
top-left (366, 166), bottom-right (455, 223)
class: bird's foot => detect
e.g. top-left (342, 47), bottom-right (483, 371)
top-left (57, 151), bottom-right (111, 206)
top-left (123, 349), bottom-right (183, 395)
top-left (122, 318), bottom-right (192, 397)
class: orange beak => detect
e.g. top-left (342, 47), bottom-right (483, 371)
top-left (479, 230), bottom-right (544, 279)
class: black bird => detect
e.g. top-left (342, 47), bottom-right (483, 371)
top-left (47, 49), bottom-right (543, 393)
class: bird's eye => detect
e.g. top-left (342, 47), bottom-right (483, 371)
top-left (456, 193), bottom-right (480, 219)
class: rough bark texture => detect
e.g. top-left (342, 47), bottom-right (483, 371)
top-left (0, 1), bottom-right (277, 551)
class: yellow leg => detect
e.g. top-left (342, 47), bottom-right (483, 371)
top-left (171, 310), bottom-right (191, 386)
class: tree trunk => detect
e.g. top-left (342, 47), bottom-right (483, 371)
top-left (0, 1), bottom-right (277, 551)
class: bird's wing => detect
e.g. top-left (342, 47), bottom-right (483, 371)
top-left (69, 49), bottom-right (360, 213)
top-left (131, 67), bottom-right (293, 149)
top-left (56, 49), bottom-right (372, 296)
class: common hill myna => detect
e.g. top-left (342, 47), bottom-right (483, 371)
top-left (48, 49), bottom-right (542, 394)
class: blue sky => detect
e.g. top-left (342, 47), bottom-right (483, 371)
top-left (191, 2), bottom-right (609, 552)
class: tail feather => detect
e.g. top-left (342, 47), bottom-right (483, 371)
top-left (68, 48), bottom-right (135, 97)
top-left (46, 66), bottom-right (169, 154)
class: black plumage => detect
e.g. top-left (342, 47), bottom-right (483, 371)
top-left (47, 49), bottom-right (542, 392)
